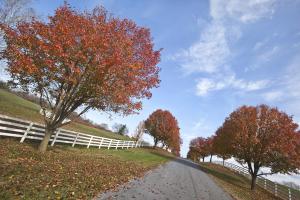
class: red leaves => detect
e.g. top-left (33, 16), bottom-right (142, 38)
top-left (145, 109), bottom-right (181, 155)
top-left (1, 3), bottom-right (161, 117)
top-left (216, 104), bottom-right (300, 173)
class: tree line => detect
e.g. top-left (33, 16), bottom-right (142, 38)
top-left (187, 104), bottom-right (300, 190)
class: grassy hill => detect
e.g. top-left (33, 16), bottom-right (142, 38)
top-left (0, 139), bottom-right (173, 199)
top-left (0, 89), bottom-right (130, 140)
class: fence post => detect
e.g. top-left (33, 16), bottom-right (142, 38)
top-left (87, 136), bottom-right (93, 148)
top-left (122, 141), bottom-right (125, 149)
top-left (116, 140), bottom-right (119, 149)
top-left (264, 179), bottom-right (267, 190)
top-left (20, 122), bottom-right (33, 143)
top-left (126, 141), bottom-right (129, 149)
top-left (51, 129), bottom-right (60, 146)
top-left (98, 138), bottom-right (104, 149)
top-left (108, 139), bottom-right (112, 149)
top-left (288, 188), bottom-right (291, 200)
top-left (275, 183), bottom-right (277, 197)
top-left (72, 133), bottom-right (79, 147)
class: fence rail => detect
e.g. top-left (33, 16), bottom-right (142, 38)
top-left (212, 161), bottom-right (300, 200)
top-left (0, 114), bottom-right (146, 149)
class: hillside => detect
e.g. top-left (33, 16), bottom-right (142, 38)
top-left (0, 139), bottom-right (173, 199)
top-left (0, 89), bottom-right (131, 140)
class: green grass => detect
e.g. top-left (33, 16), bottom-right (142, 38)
top-left (199, 163), bottom-right (281, 200)
top-left (0, 139), bottom-right (173, 200)
top-left (0, 89), bottom-right (130, 140)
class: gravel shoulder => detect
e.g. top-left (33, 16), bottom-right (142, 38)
top-left (98, 158), bottom-right (233, 200)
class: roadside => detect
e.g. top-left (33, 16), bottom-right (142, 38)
top-left (0, 139), bottom-right (173, 199)
top-left (199, 163), bottom-right (281, 200)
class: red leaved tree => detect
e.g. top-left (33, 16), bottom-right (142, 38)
top-left (188, 137), bottom-right (209, 162)
top-left (144, 109), bottom-right (181, 154)
top-left (0, 4), bottom-right (161, 152)
top-left (223, 105), bottom-right (300, 190)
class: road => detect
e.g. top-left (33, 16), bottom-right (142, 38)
top-left (98, 158), bottom-right (233, 200)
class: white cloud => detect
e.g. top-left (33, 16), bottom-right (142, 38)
top-left (259, 46), bottom-right (279, 62)
top-left (262, 91), bottom-right (283, 101)
top-left (196, 75), bottom-right (269, 96)
top-left (174, 22), bottom-right (230, 74)
top-left (210, 0), bottom-right (277, 23)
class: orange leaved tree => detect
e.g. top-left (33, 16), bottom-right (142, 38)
top-left (144, 109), bottom-right (181, 154)
top-left (0, 4), bottom-right (161, 152)
top-left (224, 105), bottom-right (300, 190)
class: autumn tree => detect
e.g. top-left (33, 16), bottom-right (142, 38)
top-left (144, 109), bottom-right (181, 154)
top-left (0, 4), bottom-right (160, 152)
top-left (188, 137), bottom-right (209, 162)
top-left (223, 105), bottom-right (300, 190)
top-left (212, 126), bottom-right (234, 166)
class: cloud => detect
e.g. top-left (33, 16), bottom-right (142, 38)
top-left (262, 91), bottom-right (283, 101)
top-left (210, 0), bottom-right (277, 23)
top-left (196, 75), bottom-right (269, 96)
top-left (173, 22), bottom-right (230, 74)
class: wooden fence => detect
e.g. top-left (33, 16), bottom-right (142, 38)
top-left (213, 161), bottom-right (300, 200)
top-left (0, 114), bottom-right (146, 149)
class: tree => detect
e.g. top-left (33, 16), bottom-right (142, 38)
top-left (112, 123), bottom-right (128, 135)
top-left (223, 105), bottom-right (300, 190)
top-left (212, 126), bottom-right (234, 166)
top-left (133, 121), bottom-right (145, 141)
top-left (0, 4), bottom-right (161, 152)
top-left (144, 109), bottom-right (181, 154)
top-left (189, 137), bottom-right (209, 162)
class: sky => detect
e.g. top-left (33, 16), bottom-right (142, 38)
top-left (2, 0), bottom-right (300, 159)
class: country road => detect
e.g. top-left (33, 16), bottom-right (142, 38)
top-left (98, 158), bottom-right (233, 200)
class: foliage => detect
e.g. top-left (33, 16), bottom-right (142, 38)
top-left (1, 3), bottom-right (160, 151)
top-left (144, 109), bottom-right (181, 155)
top-left (187, 137), bottom-right (210, 162)
top-left (0, 139), bottom-right (173, 199)
top-left (219, 105), bottom-right (300, 190)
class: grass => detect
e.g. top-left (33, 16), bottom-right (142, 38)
top-left (0, 138), bottom-right (173, 200)
top-left (0, 89), bottom-right (131, 140)
top-left (199, 163), bottom-right (281, 200)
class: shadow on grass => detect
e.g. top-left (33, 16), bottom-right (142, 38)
top-left (199, 163), bottom-right (249, 189)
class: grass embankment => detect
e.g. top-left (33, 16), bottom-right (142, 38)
top-left (199, 163), bottom-right (281, 200)
top-left (0, 139), bottom-right (174, 199)
top-left (0, 89), bottom-right (130, 140)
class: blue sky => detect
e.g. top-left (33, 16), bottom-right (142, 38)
top-left (17, 0), bottom-right (300, 157)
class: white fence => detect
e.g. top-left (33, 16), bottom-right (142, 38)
top-left (0, 114), bottom-right (145, 149)
top-left (212, 161), bottom-right (300, 200)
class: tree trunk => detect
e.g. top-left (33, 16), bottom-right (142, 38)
top-left (202, 157), bottom-right (205, 162)
top-left (38, 127), bottom-right (54, 153)
top-left (222, 158), bottom-right (225, 166)
top-left (250, 175), bottom-right (257, 190)
top-left (210, 154), bottom-right (212, 163)
top-left (153, 138), bottom-right (158, 148)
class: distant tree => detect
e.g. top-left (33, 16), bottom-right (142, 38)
top-left (223, 105), bottom-right (300, 190)
top-left (205, 136), bottom-right (214, 163)
top-left (189, 137), bottom-right (209, 162)
top-left (133, 121), bottom-right (145, 141)
top-left (145, 109), bottom-right (181, 154)
top-left (212, 126), bottom-right (234, 165)
top-left (0, 4), bottom-right (160, 152)
top-left (113, 123), bottom-right (128, 135)
top-left (0, 0), bottom-right (35, 53)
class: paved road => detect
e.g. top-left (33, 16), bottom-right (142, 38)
top-left (98, 158), bottom-right (233, 200)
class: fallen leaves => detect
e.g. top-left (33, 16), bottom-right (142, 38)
top-left (0, 139), bottom-right (171, 199)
